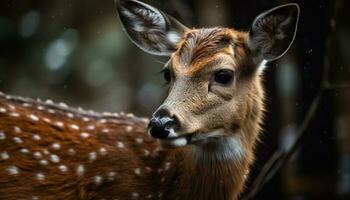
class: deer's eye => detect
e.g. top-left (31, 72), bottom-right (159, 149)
top-left (214, 69), bottom-right (234, 85)
top-left (162, 69), bottom-right (171, 83)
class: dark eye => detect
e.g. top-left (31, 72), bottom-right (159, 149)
top-left (214, 70), bottom-right (234, 85)
top-left (162, 69), bottom-right (171, 83)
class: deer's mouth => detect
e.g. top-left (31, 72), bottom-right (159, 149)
top-left (159, 134), bottom-right (194, 148)
top-left (159, 130), bottom-right (226, 148)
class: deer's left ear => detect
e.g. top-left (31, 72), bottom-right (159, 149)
top-left (248, 3), bottom-right (299, 63)
top-left (116, 0), bottom-right (189, 56)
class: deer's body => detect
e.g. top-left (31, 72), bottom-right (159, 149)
top-left (0, 1), bottom-right (299, 199)
top-left (0, 93), bottom-right (155, 199)
top-left (0, 85), bottom-right (261, 200)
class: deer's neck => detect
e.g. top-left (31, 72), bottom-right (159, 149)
top-left (164, 135), bottom-right (252, 200)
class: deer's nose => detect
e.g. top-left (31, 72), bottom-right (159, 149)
top-left (148, 109), bottom-right (176, 139)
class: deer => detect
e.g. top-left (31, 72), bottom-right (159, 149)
top-left (0, 0), bottom-right (299, 199)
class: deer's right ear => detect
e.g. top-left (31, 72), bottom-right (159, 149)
top-left (115, 0), bottom-right (188, 56)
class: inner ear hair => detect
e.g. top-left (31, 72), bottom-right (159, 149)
top-left (116, 0), bottom-right (188, 56)
top-left (248, 3), bottom-right (300, 63)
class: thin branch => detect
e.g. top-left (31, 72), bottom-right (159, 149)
top-left (243, 88), bottom-right (324, 200)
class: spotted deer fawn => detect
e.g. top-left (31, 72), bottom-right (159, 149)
top-left (0, 0), bottom-right (299, 199)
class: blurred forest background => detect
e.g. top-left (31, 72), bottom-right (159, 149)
top-left (0, 0), bottom-right (349, 199)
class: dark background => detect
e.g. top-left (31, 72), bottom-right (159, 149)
top-left (0, 0), bottom-right (349, 199)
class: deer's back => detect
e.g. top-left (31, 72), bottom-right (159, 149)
top-left (0, 93), bottom-right (164, 200)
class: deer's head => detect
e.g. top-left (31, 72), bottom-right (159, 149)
top-left (116, 0), bottom-right (299, 148)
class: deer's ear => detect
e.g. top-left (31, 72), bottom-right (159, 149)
top-left (248, 3), bottom-right (299, 63)
top-left (116, 0), bottom-right (188, 56)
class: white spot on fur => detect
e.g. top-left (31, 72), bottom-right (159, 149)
top-left (70, 124), bottom-right (80, 130)
top-left (125, 126), bottom-right (133, 132)
top-left (164, 162), bottom-right (171, 171)
top-left (0, 132), bottom-right (6, 140)
top-left (20, 148), bottom-right (30, 154)
top-left (23, 103), bottom-right (32, 108)
top-left (67, 113), bottom-right (74, 118)
top-left (51, 143), bottom-right (61, 150)
top-left (50, 154), bottom-right (60, 163)
top-left (43, 118), bottom-right (51, 123)
top-left (37, 106), bottom-right (45, 110)
top-left (134, 168), bottom-right (141, 176)
top-left (146, 194), bottom-right (153, 199)
top-left (82, 117), bottom-right (90, 122)
top-left (0, 107), bottom-right (7, 113)
top-left (8, 104), bottom-right (16, 110)
top-left (99, 148), bottom-right (107, 156)
top-left (103, 112), bottom-right (112, 116)
top-left (10, 112), bottom-right (20, 117)
top-left (34, 152), bottom-right (43, 159)
top-left (143, 150), bottom-right (150, 157)
top-left (145, 167), bottom-right (152, 172)
top-left (55, 121), bottom-right (64, 128)
top-left (42, 149), bottom-right (50, 155)
top-left (59, 165), bottom-right (68, 172)
top-left (1, 151), bottom-right (10, 160)
top-left (13, 137), bottom-right (23, 144)
top-left (108, 172), bottom-right (116, 177)
top-left (89, 152), bottom-right (97, 162)
top-left (76, 165), bottom-right (85, 176)
top-left (131, 192), bottom-right (139, 199)
top-left (135, 138), bottom-right (143, 144)
top-left (102, 129), bottom-right (110, 133)
top-left (86, 125), bottom-right (95, 130)
top-left (14, 126), bottom-right (21, 133)
top-left (80, 132), bottom-right (90, 139)
top-left (32, 134), bottom-right (41, 141)
top-left (36, 173), bottom-right (45, 181)
top-left (45, 99), bottom-right (53, 104)
top-left (59, 102), bottom-right (68, 108)
top-left (68, 148), bottom-right (76, 155)
top-left (126, 113), bottom-right (134, 118)
top-left (116, 141), bottom-right (125, 149)
top-left (108, 171), bottom-right (116, 180)
top-left (32, 196), bottom-right (39, 200)
top-left (7, 166), bottom-right (19, 175)
top-left (48, 109), bottom-right (56, 114)
top-left (97, 119), bottom-right (106, 124)
top-left (23, 103), bottom-right (31, 107)
top-left (39, 160), bottom-right (49, 166)
top-left (28, 114), bottom-right (39, 121)
top-left (94, 176), bottom-right (102, 184)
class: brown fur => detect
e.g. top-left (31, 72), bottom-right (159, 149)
top-left (0, 28), bottom-right (265, 200)
top-left (152, 28), bottom-right (265, 200)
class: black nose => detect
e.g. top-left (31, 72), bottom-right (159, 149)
top-left (148, 109), bottom-right (176, 139)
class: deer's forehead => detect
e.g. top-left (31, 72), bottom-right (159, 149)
top-left (169, 28), bottom-right (247, 74)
